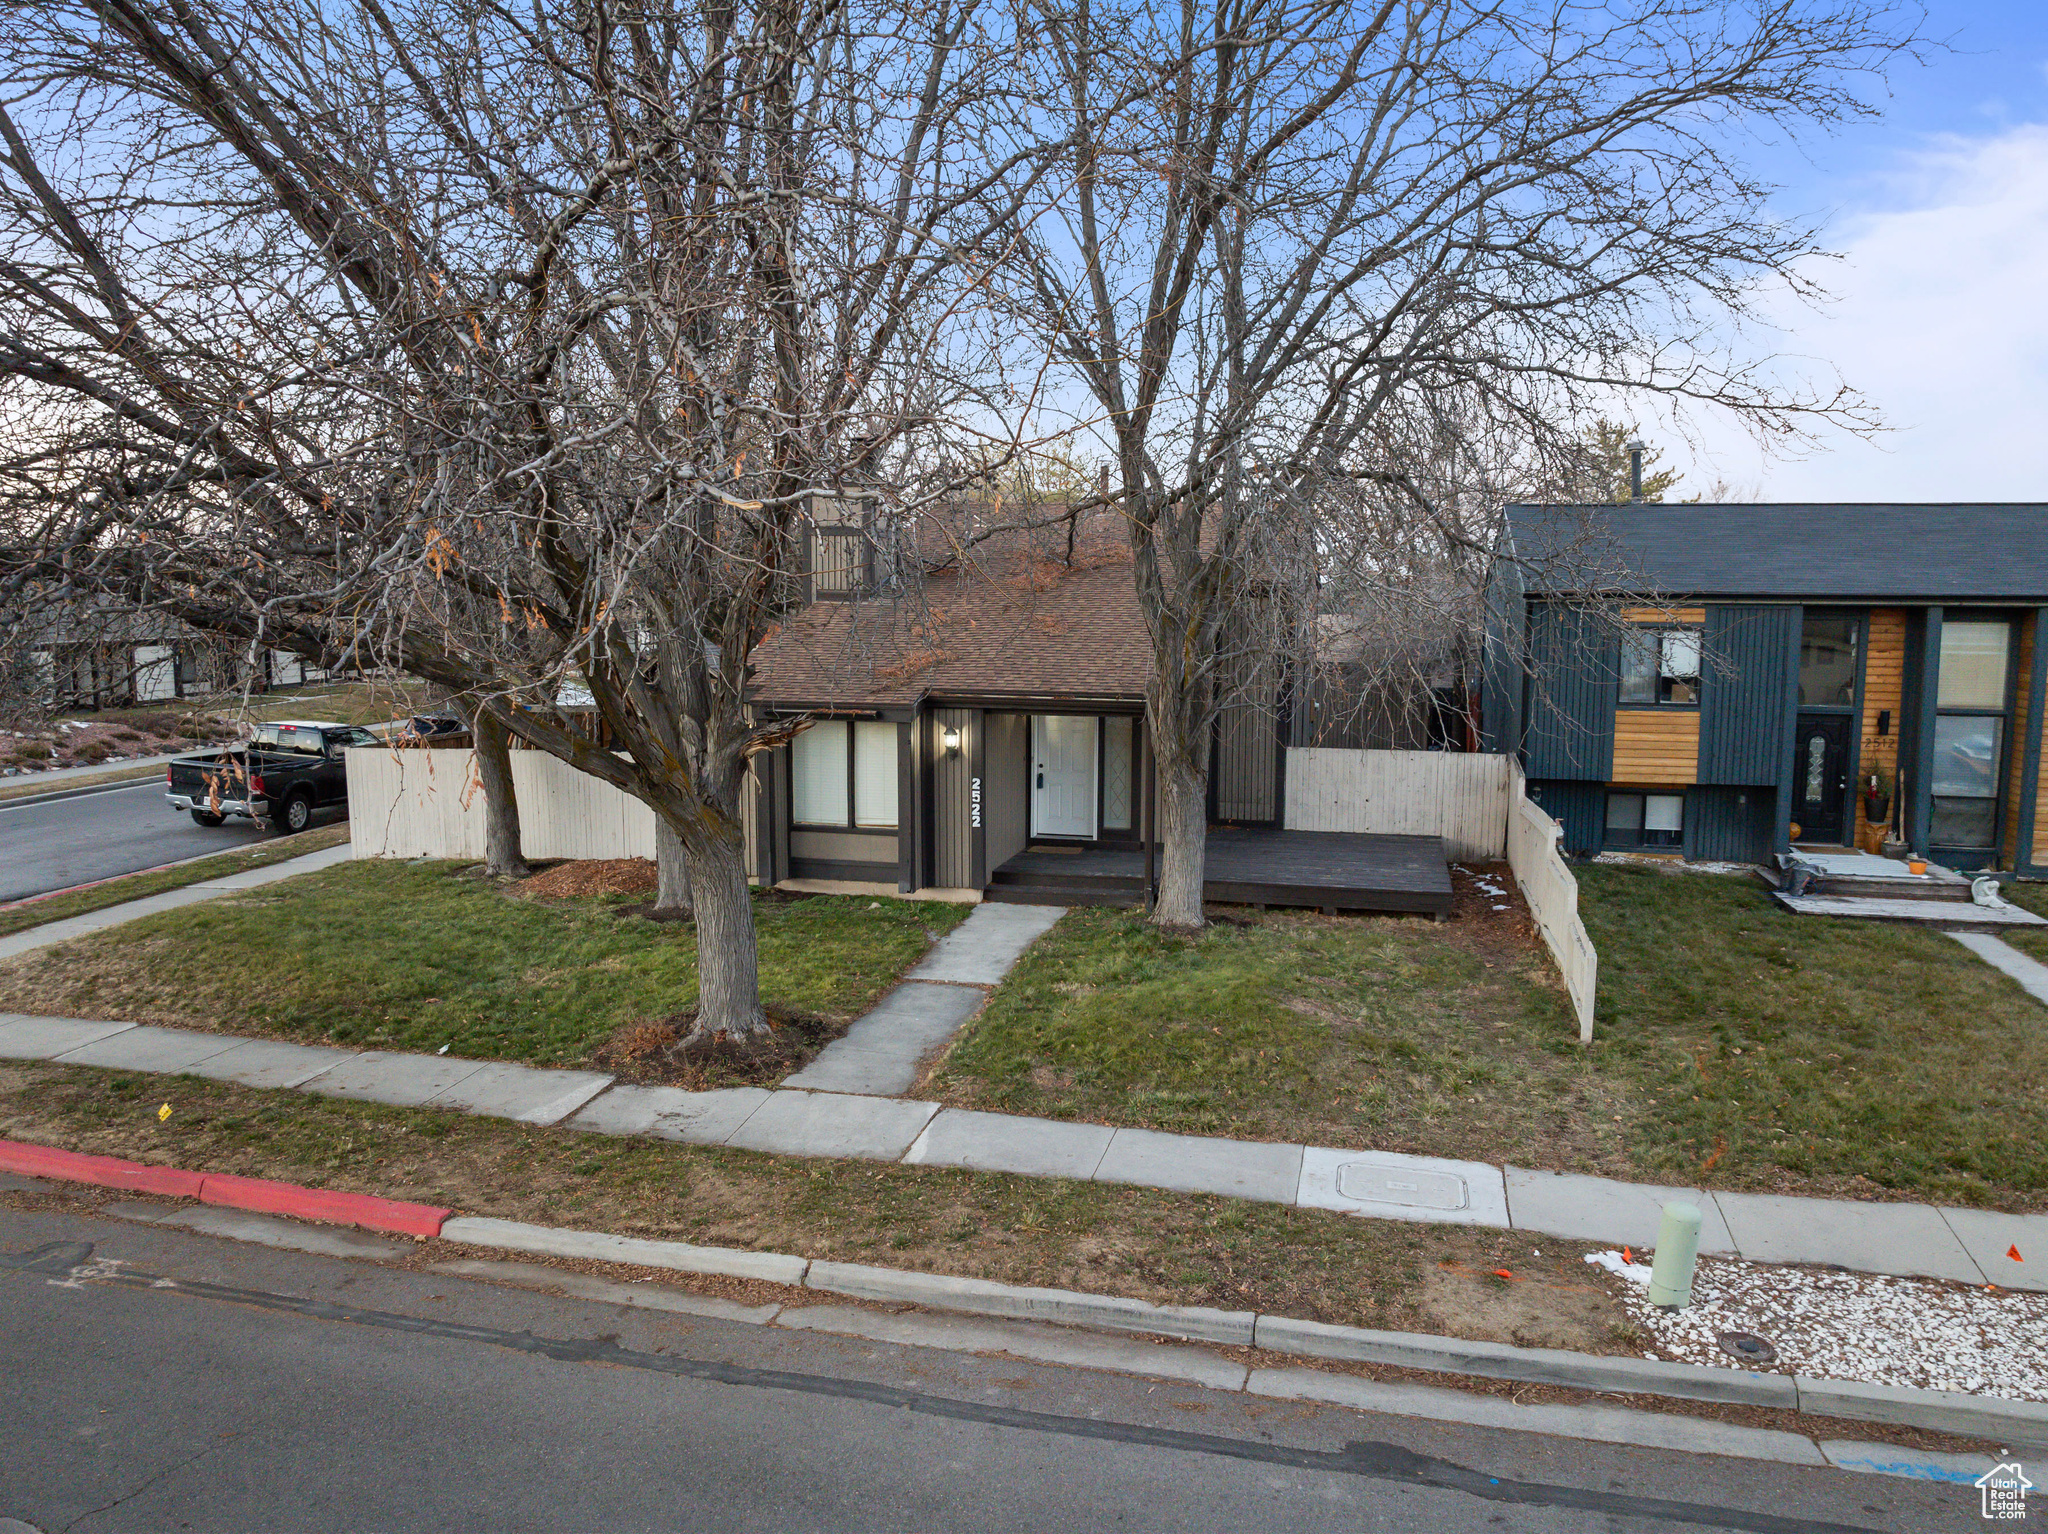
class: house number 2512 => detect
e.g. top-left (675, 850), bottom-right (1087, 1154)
top-left (970, 777), bottom-right (982, 829)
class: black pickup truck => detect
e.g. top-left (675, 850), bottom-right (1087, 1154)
top-left (165, 720), bottom-right (380, 833)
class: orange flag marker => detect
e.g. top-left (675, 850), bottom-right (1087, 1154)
top-left (2009, 1244), bottom-right (2025, 1263)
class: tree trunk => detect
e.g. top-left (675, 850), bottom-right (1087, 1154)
top-left (1150, 735), bottom-right (1208, 931)
top-left (684, 831), bottom-right (768, 1039)
top-left (654, 818), bottom-right (694, 916)
top-left (471, 708), bottom-right (530, 879)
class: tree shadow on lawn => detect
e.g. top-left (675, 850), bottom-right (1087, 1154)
top-left (0, 859), bottom-right (967, 1082)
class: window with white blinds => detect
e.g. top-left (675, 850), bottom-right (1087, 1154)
top-left (791, 718), bottom-right (898, 828)
top-left (792, 721), bottom-right (849, 825)
top-left (853, 721), bottom-right (898, 827)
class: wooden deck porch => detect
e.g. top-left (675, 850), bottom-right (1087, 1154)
top-left (984, 827), bottom-right (1453, 916)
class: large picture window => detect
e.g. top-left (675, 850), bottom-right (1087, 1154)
top-left (1619, 627), bottom-right (1701, 706)
top-left (1931, 619), bottom-right (2011, 852)
top-left (792, 720), bottom-right (898, 828)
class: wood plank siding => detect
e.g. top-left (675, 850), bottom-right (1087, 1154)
top-left (931, 707), bottom-right (977, 889)
top-left (1698, 605), bottom-right (1800, 787)
top-left (2007, 612), bottom-right (2035, 867)
top-left (1854, 607), bottom-right (1908, 845)
top-left (1621, 606), bottom-right (1707, 625)
top-left (1610, 710), bottom-right (1700, 785)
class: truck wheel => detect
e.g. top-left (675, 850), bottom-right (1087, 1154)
top-left (190, 809), bottom-right (226, 828)
top-left (279, 792), bottom-right (314, 834)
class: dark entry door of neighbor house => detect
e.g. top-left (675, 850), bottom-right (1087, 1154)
top-left (1791, 713), bottom-right (1852, 843)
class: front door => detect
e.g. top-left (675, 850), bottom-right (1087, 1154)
top-left (1791, 713), bottom-right (1852, 843)
top-left (1032, 715), bottom-right (1097, 838)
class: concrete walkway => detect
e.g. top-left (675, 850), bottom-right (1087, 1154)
top-left (7, 1009), bottom-right (2044, 1292)
top-left (1949, 930), bottom-right (2048, 1007)
top-left (0, 843), bottom-right (355, 964)
top-left (783, 903), bottom-right (1065, 1095)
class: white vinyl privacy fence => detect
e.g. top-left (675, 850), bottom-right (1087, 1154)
top-left (346, 747), bottom-right (658, 862)
top-left (1504, 761), bottom-right (1599, 1042)
top-left (1283, 747), bottom-right (1512, 861)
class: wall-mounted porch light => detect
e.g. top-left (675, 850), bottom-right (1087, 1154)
top-left (942, 724), bottom-right (962, 757)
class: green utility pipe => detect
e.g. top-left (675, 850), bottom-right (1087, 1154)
top-left (1648, 1202), bottom-right (1703, 1310)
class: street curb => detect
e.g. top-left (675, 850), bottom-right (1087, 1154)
top-left (1251, 1314), bottom-right (1799, 1408)
top-left (0, 1138), bottom-right (448, 1237)
top-left (804, 1259), bottom-right (1256, 1345)
top-left (0, 1140), bottom-right (205, 1199)
top-left (439, 1215), bottom-right (810, 1286)
top-left (1798, 1375), bottom-right (2048, 1451)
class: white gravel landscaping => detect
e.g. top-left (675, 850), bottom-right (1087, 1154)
top-left (1587, 1249), bottom-right (2048, 1402)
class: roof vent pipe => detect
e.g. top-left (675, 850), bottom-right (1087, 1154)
top-left (1626, 439), bottom-right (1646, 503)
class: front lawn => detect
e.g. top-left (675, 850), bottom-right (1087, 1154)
top-left (0, 859), bottom-right (967, 1069)
top-left (2001, 879), bottom-right (2048, 961)
top-left (933, 864), bottom-right (2048, 1210)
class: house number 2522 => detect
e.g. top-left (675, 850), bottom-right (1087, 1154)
top-left (970, 777), bottom-right (982, 829)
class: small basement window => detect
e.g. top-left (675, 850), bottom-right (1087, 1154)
top-left (1619, 627), bottom-right (1701, 706)
top-left (792, 719), bottom-right (898, 829)
top-left (1605, 791), bottom-right (1684, 850)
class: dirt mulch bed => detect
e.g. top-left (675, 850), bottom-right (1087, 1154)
top-left (591, 1004), bottom-right (852, 1090)
top-left (513, 858), bottom-right (659, 901)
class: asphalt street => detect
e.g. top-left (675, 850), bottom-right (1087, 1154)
top-left (0, 1202), bottom-right (1976, 1534)
top-left (0, 779), bottom-right (298, 903)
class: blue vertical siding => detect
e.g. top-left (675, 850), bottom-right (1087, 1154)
top-left (1698, 605), bottom-right (1799, 786)
top-left (1480, 562), bottom-right (1528, 755)
top-left (1527, 779), bottom-right (1606, 856)
top-left (1523, 603), bottom-right (1617, 780)
top-left (1685, 784), bottom-right (1777, 863)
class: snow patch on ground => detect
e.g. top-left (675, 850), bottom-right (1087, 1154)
top-left (1588, 1249), bottom-right (2048, 1401)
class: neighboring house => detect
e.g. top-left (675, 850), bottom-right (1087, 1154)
top-left (1481, 502), bottom-right (2048, 873)
top-left (7, 600), bottom-right (323, 710)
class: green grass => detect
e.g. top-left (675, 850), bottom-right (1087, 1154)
top-left (935, 868), bottom-right (2048, 1209)
top-left (0, 860), bottom-right (967, 1067)
top-left (1570, 862), bottom-right (2048, 1207)
top-left (933, 905), bottom-right (1546, 1152)
top-left (2001, 879), bottom-right (2048, 961)
top-left (0, 824), bottom-right (352, 937)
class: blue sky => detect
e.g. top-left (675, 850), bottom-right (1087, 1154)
top-left (1669, 1), bottom-right (2048, 501)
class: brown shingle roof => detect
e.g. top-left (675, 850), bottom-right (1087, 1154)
top-left (747, 557), bottom-right (1153, 709)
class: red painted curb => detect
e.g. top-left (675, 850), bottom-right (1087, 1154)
top-left (199, 1172), bottom-right (450, 1238)
top-left (0, 1138), bottom-right (450, 1237)
top-left (0, 1140), bottom-right (206, 1199)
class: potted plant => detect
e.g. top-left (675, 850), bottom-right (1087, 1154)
top-left (1862, 762), bottom-right (1893, 827)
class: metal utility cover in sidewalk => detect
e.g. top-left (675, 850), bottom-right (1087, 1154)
top-left (1297, 1148), bottom-right (1511, 1227)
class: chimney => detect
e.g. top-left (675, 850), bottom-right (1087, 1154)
top-left (1626, 439), bottom-right (1646, 503)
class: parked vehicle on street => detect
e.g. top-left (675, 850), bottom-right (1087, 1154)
top-left (165, 720), bottom-right (379, 832)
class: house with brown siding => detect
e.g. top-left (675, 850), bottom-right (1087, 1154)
top-left (1481, 503), bottom-right (2048, 874)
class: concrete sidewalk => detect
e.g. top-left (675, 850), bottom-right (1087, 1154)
top-left (7, 1010), bottom-right (2043, 1292)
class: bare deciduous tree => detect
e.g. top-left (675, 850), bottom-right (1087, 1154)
top-left (0, 0), bottom-right (1041, 1038)
top-left (988, 0), bottom-right (1909, 927)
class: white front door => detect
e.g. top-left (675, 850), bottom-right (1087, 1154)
top-left (1032, 715), bottom-right (1097, 838)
